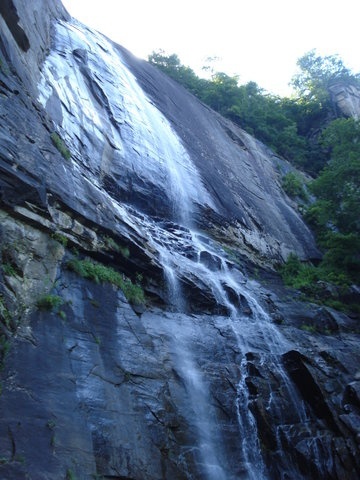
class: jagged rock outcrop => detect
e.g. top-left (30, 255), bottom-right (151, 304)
top-left (329, 80), bottom-right (360, 119)
top-left (0, 1), bottom-right (359, 480)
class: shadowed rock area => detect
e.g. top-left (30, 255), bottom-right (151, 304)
top-left (0, 1), bottom-right (360, 479)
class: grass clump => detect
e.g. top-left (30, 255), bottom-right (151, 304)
top-left (51, 132), bottom-right (71, 160)
top-left (300, 324), bottom-right (317, 333)
top-left (0, 57), bottom-right (9, 75)
top-left (66, 469), bottom-right (77, 480)
top-left (52, 232), bottom-right (68, 247)
top-left (103, 236), bottom-right (130, 258)
top-left (36, 294), bottom-right (64, 311)
top-left (67, 258), bottom-right (145, 306)
top-left (2, 263), bottom-right (17, 277)
top-left (0, 296), bottom-right (12, 330)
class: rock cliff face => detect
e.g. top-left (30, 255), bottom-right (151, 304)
top-left (329, 81), bottom-right (360, 119)
top-left (0, 1), bottom-right (359, 479)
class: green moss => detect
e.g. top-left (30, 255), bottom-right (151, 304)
top-left (66, 258), bottom-right (145, 306)
top-left (58, 310), bottom-right (67, 320)
top-left (51, 132), bottom-right (71, 160)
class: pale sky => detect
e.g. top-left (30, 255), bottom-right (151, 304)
top-left (61, 0), bottom-right (360, 96)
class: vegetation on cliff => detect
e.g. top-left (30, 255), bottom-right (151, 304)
top-left (149, 49), bottom-right (360, 309)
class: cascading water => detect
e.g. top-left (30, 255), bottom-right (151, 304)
top-left (139, 201), bottom-right (333, 480)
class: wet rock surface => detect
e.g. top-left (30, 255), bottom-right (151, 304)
top-left (0, 1), bottom-right (359, 479)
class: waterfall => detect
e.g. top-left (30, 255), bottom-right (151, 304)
top-left (35, 16), bottom-right (333, 479)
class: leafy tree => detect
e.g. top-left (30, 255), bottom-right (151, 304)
top-left (148, 50), bottom-right (204, 96)
top-left (309, 118), bottom-right (360, 234)
top-left (291, 49), bottom-right (356, 105)
top-left (306, 118), bottom-right (360, 283)
top-left (281, 172), bottom-right (307, 200)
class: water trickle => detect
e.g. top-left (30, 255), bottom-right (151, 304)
top-left (159, 247), bottom-right (185, 311)
top-left (236, 356), bottom-right (267, 480)
top-left (173, 333), bottom-right (228, 480)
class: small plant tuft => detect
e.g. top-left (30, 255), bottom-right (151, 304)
top-left (0, 296), bottom-right (12, 330)
top-left (36, 294), bottom-right (64, 311)
top-left (0, 57), bottom-right (9, 75)
top-left (52, 232), bottom-right (68, 247)
top-left (51, 132), bottom-right (71, 160)
top-left (2, 263), bottom-right (17, 277)
top-left (103, 236), bottom-right (130, 258)
top-left (300, 324), bottom-right (317, 333)
top-left (66, 469), bottom-right (77, 480)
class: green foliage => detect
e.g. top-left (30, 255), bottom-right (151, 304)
top-left (52, 232), bottom-right (68, 247)
top-left (103, 236), bottom-right (130, 258)
top-left (0, 335), bottom-right (10, 364)
top-left (311, 119), bottom-right (360, 232)
top-left (36, 294), bottom-right (64, 311)
top-left (2, 263), bottom-right (17, 277)
top-left (0, 296), bottom-right (12, 330)
top-left (66, 469), bottom-right (77, 480)
top-left (305, 117), bottom-right (360, 285)
top-left (148, 50), bottom-right (205, 96)
top-left (291, 49), bottom-right (357, 105)
top-left (279, 254), bottom-right (320, 290)
top-left (0, 57), bottom-right (9, 75)
top-left (281, 172), bottom-right (307, 200)
top-left (66, 258), bottom-right (145, 306)
top-left (320, 232), bottom-right (360, 283)
top-left (279, 251), bottom-right (357, 313)
top-left (51, 132), bottom-right (71, 160)
top-left (300, 324), bottom-right (317, 333)
top-left (58, 310), bottom-right (67, 320)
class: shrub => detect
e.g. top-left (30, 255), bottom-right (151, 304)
top-left (66, 258), bottom-right (145, 306)
top-left (278, 253), bottom-right (317, 288)
top-left (281, 172), bottom-right (307, 200)
top-left (51, 132), bottom-right (71, 160)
